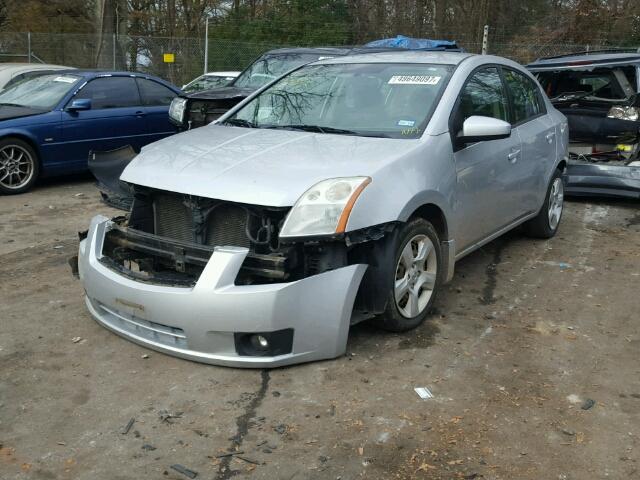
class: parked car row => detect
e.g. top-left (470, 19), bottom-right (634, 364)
top-left (1, 44), bottom-right (636, 368)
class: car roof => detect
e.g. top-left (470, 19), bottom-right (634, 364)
top-left (314, 50), bottom-right (474, 65)
top-left (50, 70), bottom-right (179, 87)
top-left (258, 47), bottom-right (356, 57)
top-left (0, 63), bottom-right (72, 71)
top-left (527, 51), bottom-right (640, 71)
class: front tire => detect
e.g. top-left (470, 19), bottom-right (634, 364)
top-left (0, 138), bottom-right (40, 194)
top-left (523, 168), bottom-right (564, 239)
top-left (374, 218), bottom-right (442, 332)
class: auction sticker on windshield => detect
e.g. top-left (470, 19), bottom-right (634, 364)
top-left (54, 76), bottom-right (77, 83)
top-left (388, 75), bottom-right (441, 85)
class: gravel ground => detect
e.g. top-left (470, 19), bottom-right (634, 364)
top-left (1, 176), bottom-right (639, 480)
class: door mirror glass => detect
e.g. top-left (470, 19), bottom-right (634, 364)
top-left (460, 115), bottom-right (511, 143)
top-left (67, 98), bottom-right (92, 111)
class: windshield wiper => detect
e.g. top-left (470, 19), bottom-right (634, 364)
top-left (0, 102), bottom-right (27, 108)
top-left (552, 91), bottom-right (594, 102)
top-left (224, 118), bottom-right (256, 128)
top-left (264, 124), bottom-right (389, 137)
top-left (264, 124), bottom-right (352, 134)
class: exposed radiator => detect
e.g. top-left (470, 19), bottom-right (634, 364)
top-left (205, 204), bottom-right (251, 248)
top-left (153, 192), bottom-right (194, 243)
top-left (152, 192), bottom-right (250, 248)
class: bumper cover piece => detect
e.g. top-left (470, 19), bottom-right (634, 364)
top-left (564, 162), bottom-right (640, 199)
top-left (79, 215), bottom-right (367, 368)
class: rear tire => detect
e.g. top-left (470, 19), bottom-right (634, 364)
top-left (0, 137), bottom-right (39, 194)
top-left (374, 218), bottom-right (442, 332)
top-left (523, 168), bottom-right (564, 239)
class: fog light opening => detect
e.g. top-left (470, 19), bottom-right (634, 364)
top-left (234, 329), bottom-right (294, 357)
top-left (252, 334), bottom-right (269, 350)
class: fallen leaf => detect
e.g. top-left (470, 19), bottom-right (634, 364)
top-left (416, 462), bottom-right (437, 472)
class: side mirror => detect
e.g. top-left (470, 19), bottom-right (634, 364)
top-left (67, 98), bottom-right (91, 111)
top-left (459, 115), bottom-right (511, 144)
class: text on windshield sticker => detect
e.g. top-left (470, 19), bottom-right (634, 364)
top-left (388, 75), bottom-right (441, 85)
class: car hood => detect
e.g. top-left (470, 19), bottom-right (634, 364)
top-left (121, 125), bottom-right (419, 206)
top-left (0, 105), bottom-right (45, 121)
top-left (185, 86), bottom-right (255, 100)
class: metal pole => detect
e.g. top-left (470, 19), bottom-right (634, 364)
top-left (204, 18), bottom-right (209, 75)
top-left (112, 33), bottom-right (116, 69)
top-left (482, 25), bottom-right (489, 55)
top-left (27, 32), bottom-right (31, 63)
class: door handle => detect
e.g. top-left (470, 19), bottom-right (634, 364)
top-left (507, 149), bottom-right (520, 163)
top-left (135, 110), bottom-right (146, 117)
top-left (545, 131), bottom-right (555, 143)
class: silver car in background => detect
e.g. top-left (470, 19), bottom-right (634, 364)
top-left (77, 51), bottom-right (568, 367)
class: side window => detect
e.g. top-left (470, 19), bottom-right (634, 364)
top-left (137, 78), bottom-right (176, 106)
top-left (458, 67), bottom-right (509, 123)
top-left (73, 77), bottom-right (140, 109)
top-left (503, 69), bottom-right (543, 124)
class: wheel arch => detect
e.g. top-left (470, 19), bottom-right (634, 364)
top-left (557, 158), bottom-right (567, 173)
top-left (407, 203), bottom-right (449, 242)
top-left (0, 131), bottom-right (42, 164)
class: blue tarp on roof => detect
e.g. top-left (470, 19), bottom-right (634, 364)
top-left (365, 35), bottom-right (460, 51)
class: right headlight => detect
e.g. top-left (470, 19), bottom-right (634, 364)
top-left (169, 97), bottom-right (187, 125)
top-left (279, 177), bottom-right (371, 238)
top-left (607, 105), bottom-right (639, 122)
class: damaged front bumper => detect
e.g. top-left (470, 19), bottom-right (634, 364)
top-left (78, 215), bottom-right (367, 368)
top-left (564, 161), bottom-right (640, 199)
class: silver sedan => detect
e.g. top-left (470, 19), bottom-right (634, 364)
top-left (77, 51), bottom-right (568, 367)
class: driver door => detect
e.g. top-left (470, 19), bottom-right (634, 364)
top-left (451, 66), bottom-right (523, 250)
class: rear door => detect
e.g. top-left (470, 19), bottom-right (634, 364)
top-left (502, 67), bottom-right (556, 213)
top-left (136, 77), bottom-right (178, 143)
top-left (451, 66), bottom-right (523, 250)
top-left (60, 76), bottom-right (146, 165)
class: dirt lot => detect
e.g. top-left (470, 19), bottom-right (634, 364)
top-left (1, 176), bottom-right (639, 480)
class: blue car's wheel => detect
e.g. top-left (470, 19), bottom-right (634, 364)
top-left (0, 138), bottom-right (39, 194)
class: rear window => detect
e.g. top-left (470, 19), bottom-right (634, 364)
top-left (537, 67), bottom-right (637, 100)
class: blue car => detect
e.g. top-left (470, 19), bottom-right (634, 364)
top-left (0, 71), bottom-right (181, 194)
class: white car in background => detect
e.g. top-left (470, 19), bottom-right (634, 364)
top-left (0, 63), bottom-right (74, 91)
top-left (181, 71), bottom-right (241, 93)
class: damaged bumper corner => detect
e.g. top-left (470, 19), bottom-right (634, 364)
top-left (78, 215), bottom-right (367, 368)
top-left (564, 161), bottom-right (640, 199)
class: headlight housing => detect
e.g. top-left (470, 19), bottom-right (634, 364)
top-left (169, 97), bottom-right (188, 125)
top-left (607, 105), bottom-right (639, 122)
top-left (279, 177), bottom-right (371, 238)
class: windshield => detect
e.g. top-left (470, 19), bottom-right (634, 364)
top-left (233, 53), bottom-right (333, 90)
top-left (0, 73), bottom-right (81, 110)
top-left (226, 62), bottom-right (452, 139)
top-left (184, 75), bottom-right (235, 93)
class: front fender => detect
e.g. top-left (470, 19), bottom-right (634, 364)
top-left (345, 137), bottom-right (456, 241)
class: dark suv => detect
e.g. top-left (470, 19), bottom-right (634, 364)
top-left (528, 51), bottom-right (640, 198)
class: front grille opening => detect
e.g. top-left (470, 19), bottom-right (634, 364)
top-left (102, 189), bottom-right (300, 286)
top-left (147, 190), bottom-right (282, 253)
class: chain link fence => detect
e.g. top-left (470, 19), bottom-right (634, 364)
top-left (0, 31), bottom-right (636, 87)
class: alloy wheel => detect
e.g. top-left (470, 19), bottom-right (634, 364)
top-left (0, 144), bottom-right (35, 190)
top-left (394, 234), bottom-right (437, 318)
top-left (548, 177), bottom-right (564, 230)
